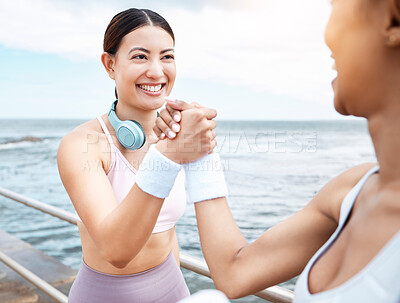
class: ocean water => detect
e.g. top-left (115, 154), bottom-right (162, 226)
top-left (0, 118), bottom-right (376, 302)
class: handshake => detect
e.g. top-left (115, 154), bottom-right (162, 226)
top-left (135, 96), bottom-right (228, 204)
top-left (152, 97), bottom-right (218, 164)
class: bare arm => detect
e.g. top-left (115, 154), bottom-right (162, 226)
top-left (57, 130), bottom-right (165, 268)
top-left (193, 163), bottom-right (376, 299)
top-left (153, 101), bottom-right (377, 298)
top-left (58, 107), bottom-right (217, 269)
top-left (153, 100), bottom-right (376, 298)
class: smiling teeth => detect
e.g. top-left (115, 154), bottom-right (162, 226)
top-left (139, 84), bottom-right (162, 92)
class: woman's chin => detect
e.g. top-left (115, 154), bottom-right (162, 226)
top-left (136, 89), bottom-right (169, 108)
top-left (143, 96), bottom-right (166, 110)
top-left (334, 104), bottom-right (349, 116)
top-left (332, 79), bottom-right (347, 115)
top-left (332, 90), bottom-right (346, 115)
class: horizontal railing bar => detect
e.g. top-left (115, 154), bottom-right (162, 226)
top-left (179, 254), bottom-right (293, 303)
top-left (255, 287), bottom-right (294, 303)
top-left (0, 250), bottom-right (68, 303)
top-left (0, 187), bottom-right (79, 225)
top-left (0, 187), bottom-right (294, 303)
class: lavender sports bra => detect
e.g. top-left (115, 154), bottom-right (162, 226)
top-left (77, 116), bottom-right (186, 233)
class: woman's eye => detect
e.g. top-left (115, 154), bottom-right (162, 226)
top-left (132, 54), bottom-right (146, 60)
top-left (162, 55), bottom-right (174, 60)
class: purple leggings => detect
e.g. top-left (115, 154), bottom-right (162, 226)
top-left (68, 253), bottom-right (190, 303)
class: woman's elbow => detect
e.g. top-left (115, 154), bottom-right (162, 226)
top-left (103, 247), bottom-right (137, 269)
top-left (214, 280), bottom-right (243, 299)
top-left (108, 258), bottom-right (129, 269)
top-left (213, 271), bottom-right (255, 300)
top-left (96, 224), bottom-right (139, 268)
top-left (215, 286), bottom-right (242, 300)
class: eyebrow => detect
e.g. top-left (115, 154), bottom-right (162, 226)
top-left (128, 47), bottom-right (174, 55)
top-left (160, 48), bottom-right (174, 54)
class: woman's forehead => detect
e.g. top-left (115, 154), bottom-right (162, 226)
top-left (119, 26), bottom-right (174, 50)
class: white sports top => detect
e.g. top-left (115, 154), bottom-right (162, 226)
top-left (294, 166), bottom-right (400, 303)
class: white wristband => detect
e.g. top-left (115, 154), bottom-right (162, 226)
top-left (183, 153), bottom-right (228, 203)
top-left (135, 144), bottom-right (182, 198)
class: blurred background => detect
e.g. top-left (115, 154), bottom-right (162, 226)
top-left (0, 0), bottom-right (337, 121)
top-left (0, 1), bottom-right (377, 302)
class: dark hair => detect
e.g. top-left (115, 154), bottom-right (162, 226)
top-left (103, 8), bottom-right (175, 55)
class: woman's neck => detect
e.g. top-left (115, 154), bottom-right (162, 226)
top-left (114, 100), bottom-right (158, 138)
top-left (369, 110), bottom-right (400, 186)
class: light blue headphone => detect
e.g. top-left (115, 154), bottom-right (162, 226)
top-left (108, 100), bottom-right (146, 150)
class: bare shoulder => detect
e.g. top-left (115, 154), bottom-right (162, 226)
top-left (310, 162), bottom-right (377, 225)
top-left (58, 118), bottom-right (102, 154)
top-left (57, 117), bottom-right (108, 173)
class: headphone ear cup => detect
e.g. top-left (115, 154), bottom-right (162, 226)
top-left (115, 120), bottom-right (146, 150)
top-left (116, 125), bottom-right (135, 149)
top-left (108, 100), bottom-right (146, 150)
top-left (130, 120), bottom-right (146, 148)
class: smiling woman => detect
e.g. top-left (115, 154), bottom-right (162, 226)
top-left (102, 9), bottom-right (176, 107)
top-left (56, 8), bottom-right (217, 303)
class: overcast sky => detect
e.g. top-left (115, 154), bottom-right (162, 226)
top-left (0, 0), bottom-right (346, 120)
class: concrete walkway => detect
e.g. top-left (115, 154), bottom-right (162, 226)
top-left (0, 230), bottom-right (76, 302)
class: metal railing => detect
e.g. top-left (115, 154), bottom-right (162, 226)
top-left (0, 250), bottom-right (69, 303)
top-left (0, 187), bottom-right (294, 303)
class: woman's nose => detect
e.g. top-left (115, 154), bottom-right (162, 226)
top-left (146, 60), bottom-right (164, 79)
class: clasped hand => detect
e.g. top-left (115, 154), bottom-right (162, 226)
top-left (154, 100), bottom-right (217, 164)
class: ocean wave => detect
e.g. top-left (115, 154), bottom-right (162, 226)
top-left (0, 136), bottom-right (46, 150)
top-left (2, 136), bottom-right (43, 144)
